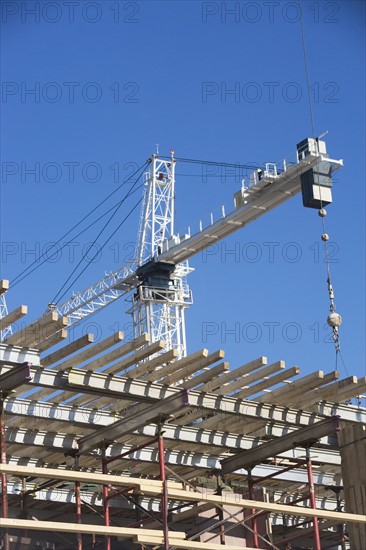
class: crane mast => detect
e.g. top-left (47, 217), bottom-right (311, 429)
top-left (130, 152), bottom-right (193, 359)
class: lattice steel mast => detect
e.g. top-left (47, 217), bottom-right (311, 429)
top-left (129, 151), bottom-right (193, 359)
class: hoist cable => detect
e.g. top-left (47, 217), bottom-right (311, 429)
top-left (338, 349), bottom-right (349, 378)
top-left (298, 0), bottom-right (316, 142)
top-left (161, 156), bottom-right (260, 170)
top-left (298, 0), bottom-right (342, 365)
top-left (51, 165), bottom-right (147, 305)
top-left (11, 183), bottom-right (144, 290)
top-left (11, 161), bottom-right (149, 287)
top-left (54, 196), bottom-right (143, 306)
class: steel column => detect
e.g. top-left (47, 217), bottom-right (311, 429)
top-left (247, 468), bottom-right (259, 549)
top-left (0, 396), bottom-right (9, 550)
top-left (20, 477), bottom-right (28, 539)
top-left (214, 473), bottom-right (226, 545)
top-left (306, 447), bottom-right (322, 550)
top-left (75, 453), bottom-right (82, 550)
top-left (101, 447), bottom-right (111, 550)
top-left (158, 431), bottom-right (169, 550)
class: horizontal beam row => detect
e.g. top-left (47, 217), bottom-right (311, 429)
top-left (5, 420), bottom-right (342, 466)
top-left (1, 464), bottom-right (361, 523)
top-left (221, 416), bottom-right (341, 473)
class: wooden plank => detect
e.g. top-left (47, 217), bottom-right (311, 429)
top-left (198, 357), bottom-right (267, 393)
top-left (61, 352), bottom-right (174, 407)
top-left (234, 366), bottom-right (300, 400)
top-left (137, 349), bottom-right (180, 381)
top-left (157, 349), bottom-right (209, 384)
top-left (157, 350), bottom-right (225, 386)
top-left (41, 333), bottom-right (95, 367)
top-left (6, 311), bottom-right (67, 347)
top-left (254, 370), bottom-right (325, 403)
top-left (213, 361), bottom-right (285, 396)
top-left (299, 376), bottom-right (366, 406)
top-left (18, 331), bottom-right (125, 401)
top-left (0, 518), bottom-right (186, 540)
top-left (138, 485), bottom-right (366, 524)
top-left (0, 279), bottom-right (9, 295)
top-left (2, 464), bottom-right (364, 524)
top-left (13, 365), bottom-right (335, 427)
top-left (123, 347), bottom-right (178, 379)
top-left (27, 317), bottom-right (69, 349)
top-left (178, 362), bottom-right (229, 390)
top-left (102, 340), bottom-right (166, 375)
top-left (50, 331), bottom-right (125, 371)
top-left (280, 371), bottom-right (340, 406)
top-left (36, 329), bottom-right (68, 352)
top-left (0, 305), bottom-right (28, 332)
top-left (325, 376), bottom-right (366, 403)
top-left (133, 535), bottom-right (252, 550)
top-left (296, 376), bottom-right (354, 407)
top-left (0, 463), bottom-right (183, 490)
top-left (79, 333), bottom-right (150, 373)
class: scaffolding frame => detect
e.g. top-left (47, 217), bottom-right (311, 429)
top-left (0, 327), bottom-right (365, 549)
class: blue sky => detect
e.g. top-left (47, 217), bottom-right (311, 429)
top-left (1, 0), bottom-right (365, 384)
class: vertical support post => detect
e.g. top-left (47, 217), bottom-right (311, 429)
top-left (215, 473), bottom-right (225, 545)
top-left (75, 453), bottom-right (82, 550)
top-left (101, 446), bottom-right (111, 550)
top-left (0, 396), bottom-right (9, 550)
top-left (158, 428), bottom-right (169, 550)
top-left (20, 477), bottom-right (28, 538)
top-left (333, 487), bottom-right (346, 550)
top-left (305, 447), bottom-right (321, 550)
top-left (247, 468), bottom-right (259, 549)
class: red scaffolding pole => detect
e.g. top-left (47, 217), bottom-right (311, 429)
top-left (0, 396), bottom-right (9, 550)
top-left (305, 446), bottom-right (321, 550)
top-left (75, 453), bottom-right (82, 550)
top-left (101, 446), bottom-right (111, 550)
top-left (100, 429), bottom-right (170, 550)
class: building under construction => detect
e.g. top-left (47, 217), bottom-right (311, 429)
top-left (0, 138), bottom-right (365, 549)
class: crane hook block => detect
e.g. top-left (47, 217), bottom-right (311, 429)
top-left (327, 312), bottom-right (342, 328)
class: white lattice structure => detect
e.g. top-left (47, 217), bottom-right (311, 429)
top-left (131, 153), bottom-right (193, 358)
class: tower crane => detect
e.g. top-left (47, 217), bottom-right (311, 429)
top-left (1, 138), bottom-right (343, 357)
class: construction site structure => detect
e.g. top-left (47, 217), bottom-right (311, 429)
top-left (1, 138), bottom-right (365, 549)
top-left (0, 308), bottom-right (365, 550)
